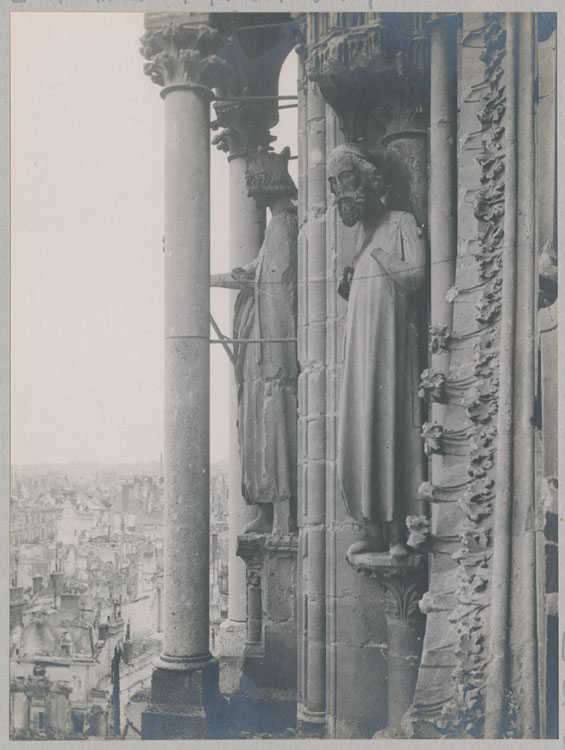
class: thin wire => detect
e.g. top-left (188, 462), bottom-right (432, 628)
top-left (210, 245), bottom-right (509, 288)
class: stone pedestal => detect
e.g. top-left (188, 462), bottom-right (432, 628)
top-left (214, 620), bottom-right (248, 696)
top-left (141, 658), bottom-right (223, 740)
top-left (346, 551), bottom-right (427, 737)
top-left (231, 532), bottom-right (298, 733)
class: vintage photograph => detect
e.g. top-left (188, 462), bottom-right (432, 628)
top-left (9, 9), bottom-right (558, 741)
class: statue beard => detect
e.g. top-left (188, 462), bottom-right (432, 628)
top-left (337, 195), bottom-right (365, 227)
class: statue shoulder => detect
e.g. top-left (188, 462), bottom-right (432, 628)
top-left (388, 209), bottom-right (416, 225)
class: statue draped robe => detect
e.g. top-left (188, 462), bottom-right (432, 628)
top-left (337, 209), bottom-right (426, 524)
top-left (233, 205), bottom-right (298, 508)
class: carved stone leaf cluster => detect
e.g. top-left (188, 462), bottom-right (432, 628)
top-left (418, 368), bottom-right (447, 403)
top-left (428, 324), bottom-right (450, 355)
top-left (140, 23), bottom-right (229, 89)
top-left (439, 15), bottom-right (505, 736)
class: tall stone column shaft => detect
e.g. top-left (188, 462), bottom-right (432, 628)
top-left (140, 20), bottom-right (228, 738)
top-left (162, 84), bottom-right (212, 665)
top-left (297, 75), bottom-right (327, 735)
top-left (227, 155), bottom-right (265, 623)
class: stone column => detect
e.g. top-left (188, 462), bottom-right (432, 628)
top-left (139, 22), bottom-right (228, 739)
top-left (426, 14), bottom-right (458, 534)
top-left (297, 74), bottom-right (327, 737)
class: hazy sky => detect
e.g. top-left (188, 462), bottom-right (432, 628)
top-left (11, 12), bottom-right (297, 465)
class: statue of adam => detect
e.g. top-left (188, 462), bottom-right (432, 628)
top-left (211, 147), bottom-right (298, 535)
top-left (328, 143), bottom-right (426, 557)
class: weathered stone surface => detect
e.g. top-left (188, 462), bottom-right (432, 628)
top-left (335, 643), bottom-right (387, 736)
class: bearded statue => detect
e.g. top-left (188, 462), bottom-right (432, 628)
top-left (328, 143), bottom-right (426, 557)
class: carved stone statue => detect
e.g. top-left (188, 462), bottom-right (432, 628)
top-left (211, 148), bottom-right (298, 535)
top-left (328, 143), bottom-right (426, 557)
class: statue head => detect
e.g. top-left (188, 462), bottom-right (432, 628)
top-left (245, 146), bottom-right (297, 209)
top-left (327, 143), bottom-right (390, 227)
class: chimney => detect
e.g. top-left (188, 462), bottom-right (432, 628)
top-left (60, 592), bottom-right (81, 618)
top-left (122, 621), bottom-right (133, 664)
top-left (50, 571), bottom-right (64, 608)
top-left (10, 598), bottom-right (25, 633)
top-left (32, 575), bottom-right (43, 595)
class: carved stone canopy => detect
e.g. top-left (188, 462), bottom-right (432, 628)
top-left (306, 14), bottom-right (429, 150)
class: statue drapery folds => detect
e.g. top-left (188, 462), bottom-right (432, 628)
top-left (328, 143), bottom-right (427, 556)
top-left (211, 148), bottom-right (299, 535)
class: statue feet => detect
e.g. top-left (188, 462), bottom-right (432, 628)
top-left (243, 505), bottom-right (273, 534)
top-left (272, 498), bottom-right (297, 535)
top-left (347, 538), bottom-right (382, 556)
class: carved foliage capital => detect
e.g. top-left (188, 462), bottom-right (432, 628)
top-left (211, 102), bottom-right (275, 156)
top-left (346, 551), bottom-right (427, 624)
top-left (140, 23), bottom-right (228, 89)
top-left (380, 567), bottom-right (427, 624)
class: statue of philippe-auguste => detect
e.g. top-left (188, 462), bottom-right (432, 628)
top-left (328, 143), bottom-right (426, 557)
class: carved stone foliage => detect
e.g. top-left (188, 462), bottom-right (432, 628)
top-left (211, 102), bottom-right (276, 156)
top-left (346, 552), bottom-right (427, 624)
top-left (429, 324), bottom-right (450, 355)
top-left (140, 23), bottom-right (229, 89)
top-left (418, 368), bottom-right (447, 403)
top-left (246, 568), bottom-right (261, 589)
top-left (406, 515), bottom-right (431, 549)
top-left (382, 571), bottom-right (426, 623)
top-left (305, 14), bottom-right (428, 149)
top-left (421, 421), bottom-right (444, 456)
top-left (437, 14), bottom-right (505, 737)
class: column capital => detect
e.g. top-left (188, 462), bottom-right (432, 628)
top-left (211, 101), bottom-right (276, 158)
top-left (140, 22), bottom-right (229, 91)
top-left (346, 551), bottom-right (427, 625)
top-left (210, 17), bottom-right (298, 157)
